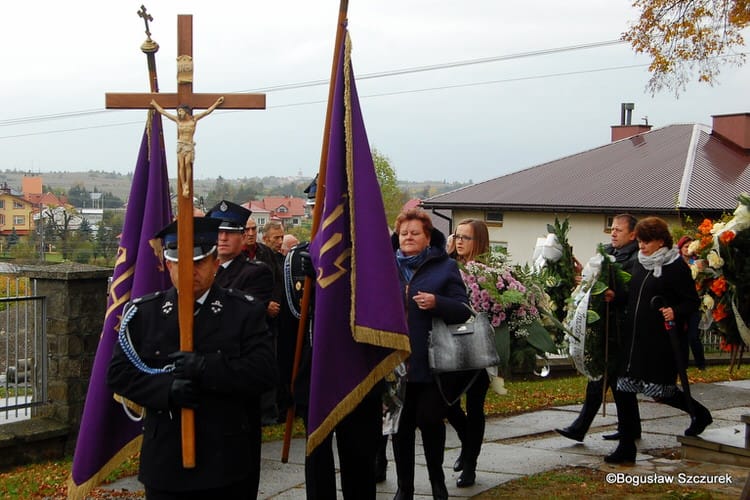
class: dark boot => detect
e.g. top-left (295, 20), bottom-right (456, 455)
top-left (456, 460), bottom-right (476, 488)
top-left (557, 378), bottom-right (605, 441)
top-left (393, 487), bottom-right (414, 500)
top-left (452, 452), bottom-right (464, 471)
top-left (430, 480), bottom-right (449, 500)
top-left (660, 391), bottom-right (713, 436)
top-left (604, 440), bottom-right (636, 464)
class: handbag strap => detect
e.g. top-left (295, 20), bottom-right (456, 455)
top-left (434, 370), bottom-right (481, 406)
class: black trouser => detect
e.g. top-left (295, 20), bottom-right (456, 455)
top-left (445, 369), bottom-right (490, 467)
top-left (569, 376), bottom-right (641, 436)
top-left (305, 388), bottom-right (381, 500)
top-left (145, 476), bottom-right (256, 500)
top-left (393, 381), bottom-right (448, 492)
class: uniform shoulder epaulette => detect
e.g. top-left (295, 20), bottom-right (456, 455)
top-left (131, 291), bottom-right (163, 305)
top-left (225, 288), bottom-right (255, 303)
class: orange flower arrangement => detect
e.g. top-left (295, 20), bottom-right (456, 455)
top-left (719, 230), bottom-right (736, 245)
top-left (698, 218), bottom-right (714, 235)
top-left (710, 276), bottom-right (728, 296)
top-left (712, 302), bottom-right (728, 322)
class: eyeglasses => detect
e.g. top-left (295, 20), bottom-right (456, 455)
top-left (453, 234), bottom-right (473, 242)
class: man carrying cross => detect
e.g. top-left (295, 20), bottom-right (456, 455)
top-left (107, 217), bottom-right (278, 499)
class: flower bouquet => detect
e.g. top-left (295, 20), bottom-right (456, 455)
top-left (689, 195), bottom-right (750, 347)
top-left (686, 193), bottom-right (750, 370)
top-left (460, 253), bottom-right (557, 378)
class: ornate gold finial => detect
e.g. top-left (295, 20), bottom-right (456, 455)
top-left (138, 5), bottom-right (160, 53)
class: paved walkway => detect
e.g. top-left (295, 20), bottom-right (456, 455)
top-left (100, 380), bottom-right (750, 499)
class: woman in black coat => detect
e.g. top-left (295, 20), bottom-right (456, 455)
top-left (390, 209), bottom-right (470, 500)
top-left (606, 217), bottom-right (712, 464)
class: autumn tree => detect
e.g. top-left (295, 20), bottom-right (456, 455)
top-left (624, 0), bottom-right (750, 94)
top-left (372, 148), bottom-right (408, 229)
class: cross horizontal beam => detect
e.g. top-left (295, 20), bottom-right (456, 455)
top-left (105, 92), bottom-right (265, 110)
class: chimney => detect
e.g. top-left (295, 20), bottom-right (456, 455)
top-left (711, 112), bottom-right (750, 150)
top-left (611, 102), bottom-right (653, 142)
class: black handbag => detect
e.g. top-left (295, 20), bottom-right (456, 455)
top-left (428, 311), bottom-right (500, 373)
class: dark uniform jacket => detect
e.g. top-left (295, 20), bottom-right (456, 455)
top-left (106, 284), bottom-right (278, 492)
top-left (215, 255), bottom-right (274, 304)
top-left (245, 242), bottom-right (282, 305)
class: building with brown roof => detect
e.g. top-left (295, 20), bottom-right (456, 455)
top-left (245, 196), bottom-right (308, 228)
top-left (421, 111), bottom-right (750, 264)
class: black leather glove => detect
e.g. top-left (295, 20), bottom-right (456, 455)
top-left (299, 250), bottom-right (316, 279)
top-left (168, 351), bottom-right (207, 381)
top-left (169, 379), bottom-right (199, 409)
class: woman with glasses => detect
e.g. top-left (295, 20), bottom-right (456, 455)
top-left (444, 218), bottom-right (492, 487)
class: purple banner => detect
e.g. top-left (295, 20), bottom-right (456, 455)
top-left (69, 112), bottom-right (173, 498)
top-left (307, 30), bottom-right (410, 453)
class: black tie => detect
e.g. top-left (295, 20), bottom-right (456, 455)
top-left (194, 301), bottom-right (202, 315)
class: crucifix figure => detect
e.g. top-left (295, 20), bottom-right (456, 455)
top-left (151, 97), bottom-right (224, 197)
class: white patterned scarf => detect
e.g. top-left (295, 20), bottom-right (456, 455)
top-left (638, 246), bottom-right (680, 277)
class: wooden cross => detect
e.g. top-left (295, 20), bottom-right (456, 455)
top-left (105, 14), bottom-right (265, 469)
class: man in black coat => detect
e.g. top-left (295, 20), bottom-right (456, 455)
top-left (207, 200), bottom-right (274, 304)
top-left (107, 217), bottom-right (278, 499)
top-left (556, 213), bottom-right (642, 442)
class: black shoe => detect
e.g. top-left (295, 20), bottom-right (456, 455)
top-left (456, 468), bottom-right (476, 488)
top-left (602, 431), bottom-right (642, 441)
top-left (430, 480), bottom-right (449, 500)
top-left (453, 453), bottom-right (464, 472)
top-left (604, 441), bottom-right (636, 464)
top-left (685, 411), bottom-right (713, 436)
top-left (555, 426), bottom-right (584, 442)
top-left (393, 487), bottom-right (414, 500)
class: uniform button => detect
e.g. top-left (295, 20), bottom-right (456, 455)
top-left (217, 349), bottom-right (222, 353)
top-left (155, 350), bottom-right (160, 355)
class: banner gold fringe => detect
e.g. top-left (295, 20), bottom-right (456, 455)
top-left (66, 435), bottom-right (142, 500)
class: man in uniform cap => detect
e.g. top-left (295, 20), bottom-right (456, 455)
top-left (107, 217), bottom-right (278, 499)
top-left (206, 200), bottom-right (274, 304)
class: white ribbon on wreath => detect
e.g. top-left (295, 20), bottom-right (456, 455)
top-left (564, 253), bottom-right (606, 380)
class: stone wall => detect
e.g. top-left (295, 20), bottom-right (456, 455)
top-left (17, 263), bottom-right (110, 454)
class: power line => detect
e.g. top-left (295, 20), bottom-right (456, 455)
top-left (0, 39), bottom-right (627, 129)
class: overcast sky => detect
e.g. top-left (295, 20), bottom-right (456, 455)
top-left (2, 1), bottom-right (748, 184)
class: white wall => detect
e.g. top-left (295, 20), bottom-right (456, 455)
top-left (451, 209), bottom-right (682, 266)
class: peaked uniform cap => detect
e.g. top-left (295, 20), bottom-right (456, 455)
top-left (155, 217), bottom-right (221, 262)
top-left (206, 200), bottom-right (252, 232)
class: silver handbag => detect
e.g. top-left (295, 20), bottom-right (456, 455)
top-left (428, 311), bottom-right (500, 373)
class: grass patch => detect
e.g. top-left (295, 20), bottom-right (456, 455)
top-left (1, 364), bottom-right (747, 498)
top-left (473, 466), bottom-right (740, 499)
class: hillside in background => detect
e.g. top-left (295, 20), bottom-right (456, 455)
top-left (0, 169), bottom-right (470, 205)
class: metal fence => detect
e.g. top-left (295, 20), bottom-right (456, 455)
top-left (0, 277), bottom-right (47, 423)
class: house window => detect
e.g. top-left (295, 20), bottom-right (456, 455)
top-left (0, 214), bottom-right (4, 225)
top-left (604, 215), bottom-right (614, 233)
top-left (0, 200), bottom-right (4, 209)
top-left (13, 216), bottom-right (25, 226)
top-left (491, 241), bottom-right (508, 253)
top-left (485, 211), bottom-right (504, 226)
top-left (256, 217), bottom-right (267, 226)
top-left (292, 217), bottom-right (300, 226)
top-left (277, 206), bottom-right (288, 214)
top-left (13, 201), bottom-right (24, 209)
